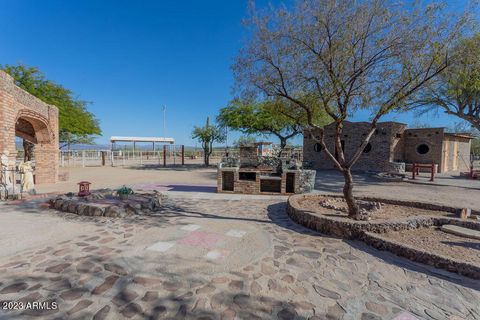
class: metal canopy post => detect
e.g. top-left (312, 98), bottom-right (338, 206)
top-left (181, 145), bottom-right (185, 165)
top-left (163, 145), bottom-right (167, 167)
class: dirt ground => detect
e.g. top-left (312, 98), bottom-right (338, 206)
top-left (37, 165), bottom-right (217, 194)
top-left (297, 195), bottom-right (456, 221)
top-left (36, 167), bottom-right (480, 210)
top-left (386, 227), bottom-right (480, 265)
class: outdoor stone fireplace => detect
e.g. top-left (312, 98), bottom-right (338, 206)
top-left (217, 143), bottom-right (315, 195)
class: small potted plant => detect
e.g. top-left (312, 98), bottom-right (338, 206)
top-left (116, 185), bottom-right (134, 200)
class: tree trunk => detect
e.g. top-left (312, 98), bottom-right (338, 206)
top-left (342, 168), bottom-right (360, 218)
top-left (203, 142), bottom-right (212, 167)
top-left (279, 138), bottom-right (287, 156)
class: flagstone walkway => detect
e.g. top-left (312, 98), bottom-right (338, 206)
top-left (0, 196), bottom-right (479, 320)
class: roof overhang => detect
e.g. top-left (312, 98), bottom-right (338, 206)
top-left (110, 136), bottom-right (175, 144)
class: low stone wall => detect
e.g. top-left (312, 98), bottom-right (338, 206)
top-left (49, 190), bottom-right (164, 218)
top-left (362, 232), bottom-right (480, 280)
top-left (287, 194), bottom-right (480, 279)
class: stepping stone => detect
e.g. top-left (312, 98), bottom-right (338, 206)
top-left (45, 263), bottom-right (71, 273)
top-left (104, 263), bottom-right (128, 276)
top-left (93, 305), bottom-right (111, 320)
top-left (205, 250), bottom-right (229, 260)
top-left (180, 224), bottom-right (201, 231)
top-left (147, 241), bottom-right (175, 252)
top-left (120, 303), bottom-right (143, 318)
top-left (313, 285), bottom-right (341, 299)
top-left (112, 289), bottom-right (139, 306)
top-left (225, 229), bottom-right (247, 238)
top-left (133, 276), bottom-right (162, 287)
top-left (392, 312), bottom-right (419, 320)
top-left (67, 299), bottom-right (94, 315)
top-left (0, 282), bottom-right (28, 293)
top-left (19, 292), bottom-right (43, 304)
top-left (60, 288), bottom-right (86, 301)
top-left (92, 275), bottom-right (119, 295)
top-left (441, 225), bottom-right (480, 240)
top-left (141, 291), bottom-right (158, 302)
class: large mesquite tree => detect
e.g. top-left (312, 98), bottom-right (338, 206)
top-left (234, 0), bottom-right (469, 219)
top-left (2, 64), bottom-right (101, 150)
top-left (218, 97), bottom-right (330, 152)
top-left (217, 99), bottom-right (302, 152)
top-left (409, 34), bottom-right (480, 130)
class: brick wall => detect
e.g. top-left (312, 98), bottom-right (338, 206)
top-left (0, 71), bottom-right (59, 184)
top-left (303, 122), bottom-right (472, 174)
top-left (303, 121), bottom-right (406, 172)
top-left (403, 128), bottom-right (444, 172)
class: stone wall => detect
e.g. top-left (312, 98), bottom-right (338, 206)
top-left (403, 128), bottom-right (444, 172)
top-left (0, 71), bottom-right (59, 183)
top-left (303, 121), bottom-right (406, 172)
top-left (287, 194), bottom-right (480, 279)
top-left (362, 232), bottom-right (480, 280)
top-left (239, 146), bottom-right (258, 167)
top-left (303, 122), bottom-right (472, 174)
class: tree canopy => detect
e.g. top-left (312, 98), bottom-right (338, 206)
top-left (192, 117), bottom-right (226, 166)
top-left (233, 135), bottom-right (257, 148)
top-left (1, 64), bottom-right (101, 148)
top-left (233, 0), bottom-right (469, 218)
top-left (410, 33), bottom-right (480, 130)
top-left (217, 98), bottom-right (313, 150)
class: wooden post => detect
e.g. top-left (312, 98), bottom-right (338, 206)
top-left (430, 163), bottom-right (435, 182)
top-left (163, 145), bottom-right (167, 167)
top-left (181, 145), bottom-right (185, 165)
top-left (101, 151), bottom-right (106, 166)
top-left (412, 163), bottom-right (416, 180)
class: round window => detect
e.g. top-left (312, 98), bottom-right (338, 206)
top-left (363, 143), bottom-right (372, 153)
top-left (416, 144), bottom-right (430, 155)
top-left (313, 143), bottom-right (323, 152)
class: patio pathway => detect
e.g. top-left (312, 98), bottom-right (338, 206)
top-left (0, 195), bottom-right (479, 320)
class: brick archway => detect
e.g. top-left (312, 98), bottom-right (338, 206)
top-left (0, 71), bottom-right (59, 184)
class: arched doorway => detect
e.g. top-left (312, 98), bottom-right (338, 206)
top-left (0, 71), bottom-right (59, 184)
top-left (14, 114), bottom-right (57, 184)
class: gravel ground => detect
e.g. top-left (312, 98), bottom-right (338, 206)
top-left (297, 195), bottom-right (454, 221)
top-left (386, 227), bottom-right (480, 265)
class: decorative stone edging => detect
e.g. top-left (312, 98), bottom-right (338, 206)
top-left (49, 190), bottom-right (164, 218)
top-left (50, 198), bottom-right (128, 218)
top-left (287, 194), bottom-right (480, 279)
top-left (362, 232), bottom-right (480, 280)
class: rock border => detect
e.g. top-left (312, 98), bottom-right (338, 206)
top-left (49, 190), bottom-right (165, 218)
top-left (287, 194), bottom-right (480, 279)
top-left (362, 232), bottom-right (480, 280)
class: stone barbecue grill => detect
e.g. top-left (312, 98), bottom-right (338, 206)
top-left (217, 143), bottom-right (315, 195)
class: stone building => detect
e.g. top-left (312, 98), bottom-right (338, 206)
top-left (0, 71), bottom-right (59, 184)
top-left (303, 121), bottom-right (472, 173)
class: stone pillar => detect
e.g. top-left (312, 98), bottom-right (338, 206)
top-left (0, 90), bottom-right (18, 169)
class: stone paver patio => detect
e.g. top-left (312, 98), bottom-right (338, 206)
top-left (0, 194), bottom-right (479, 320)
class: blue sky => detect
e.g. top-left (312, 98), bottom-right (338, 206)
top-left (0, 0), bottom-right (474, 147)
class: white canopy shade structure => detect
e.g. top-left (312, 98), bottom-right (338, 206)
top-left (110, 136), bottom-right (175, 151)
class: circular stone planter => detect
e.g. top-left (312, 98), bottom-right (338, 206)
top-left (287, 194), bottom-right (480, 279)
top-left (49, 189), bottom-right (165, 218)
